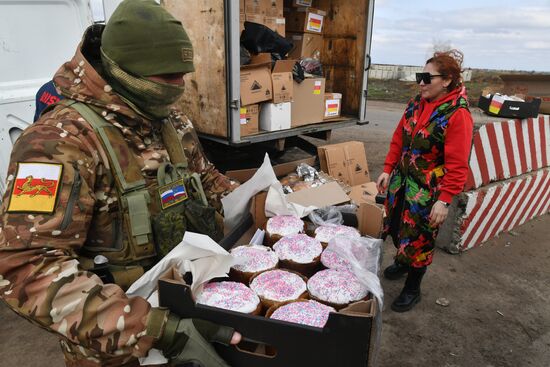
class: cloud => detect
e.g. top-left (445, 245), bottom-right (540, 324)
top-left (371, 4), bottom-right (550, 71)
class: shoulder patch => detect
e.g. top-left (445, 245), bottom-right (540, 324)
top-left (7, 162), bottom-right (63, 213)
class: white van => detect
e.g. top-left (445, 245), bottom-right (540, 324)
top-left (0, 0), bottom-right (122, 194)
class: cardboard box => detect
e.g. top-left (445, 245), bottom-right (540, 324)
top-left (245, 12), bottom-right (265, 26)
top-left (265, 0), bottom-right (283, 16)
top-left (324, 92), bottom-right (342, 119)
top-left (285, 7), bottom-right (325, 34)
top-left (226, 157), bottom-right (316, 229)
top-left (357, 202), bottom-right (384, 238)
top-left (264, 16), bottom-right (286, 36)
top-left (158, 269), bottom-right (379, 367)
top-left (240, 55), bottom-right (273, 105)
top-left (260, 102), bottom-right (291, 131)
top-left (500, 74), bottom-right (550, 114)
top-left (478, 94), bottom-right (540, 119)
top-left (287, 181), bottom-right (349, 208)
top-left (318, 141), bottom-right (370, 186)
top-left (291, 77), bottom-right (325, 127)
top-left (348, 182), bottom-right (378, 205)
top-left (285, 0), bottom-right (314, 7)
top-left (240, 104), bottom-right (260, 136)
top-left (240, 0), bottom-right (245, 13)
top-left (286, 32), bottom-right (323, 60)
top-left (271, 60), bottom-right (294, 103)
top-left (245, 0), bottom-right (263, 14)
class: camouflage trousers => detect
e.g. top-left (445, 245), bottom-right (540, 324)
top-left (60, 339), bottom-right (167, 367)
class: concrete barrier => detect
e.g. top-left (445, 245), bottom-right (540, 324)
top-left (436, 116), bottom-right (550, 253)
top-left (465, 116), bottom-right (550, 190)
top-left (437, 167), bottom-right (550, 253)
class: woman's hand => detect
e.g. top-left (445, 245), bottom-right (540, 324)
top-left (429, 201), bottom-right (449, 227)
top-left (376, 172), bottom-right (390, 194)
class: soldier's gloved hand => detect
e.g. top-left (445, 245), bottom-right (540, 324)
top-left (156, 313), bottom-right (240, 367)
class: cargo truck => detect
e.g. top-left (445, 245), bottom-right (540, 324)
top-left (0, 0), bottom-right (375, 193)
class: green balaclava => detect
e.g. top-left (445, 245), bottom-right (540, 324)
top-left (100, 0), bottom-right (194, 119)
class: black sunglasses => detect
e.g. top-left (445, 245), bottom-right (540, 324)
top-left (416, 72), bottom-right (446, 84)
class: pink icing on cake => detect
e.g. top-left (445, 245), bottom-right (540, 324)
top-left (266, 215), bottom-right (304, 237)
top-left (314, 225), bottom-right (360, 243)
top-left (307, 269), bottom-right (368, 305)
top-left (321, 249), bottom-right (352, 270)
top-left (231, 245), bottom-right (279, 273)
top-left (270, 300), bottom-right (335, 328)
top-left (273, 234), bottom-right (323, 264)
top-left (196, 282), bottom-right (260, 314)
top-left (250, 269), bottom-right (307, 302)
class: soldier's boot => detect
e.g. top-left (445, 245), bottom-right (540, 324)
top-left (391, 266), bottom-right (426, 312)
top-left (383, 259), bottom-right (410, 280)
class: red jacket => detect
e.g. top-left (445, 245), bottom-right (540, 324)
top-left (383, 88), bottom-right (474, 203)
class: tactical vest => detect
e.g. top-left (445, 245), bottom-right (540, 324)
top-left (58, 100), bottom-right (222, 288)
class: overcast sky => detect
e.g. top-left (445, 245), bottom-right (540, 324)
top-left (371, 0), bottom-right (550, 71)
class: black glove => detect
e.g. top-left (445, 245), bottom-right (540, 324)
top-left (156, 313), bottom-right (234, 367)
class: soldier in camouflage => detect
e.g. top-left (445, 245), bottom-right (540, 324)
top-left (0, 1), bottom-right (241, 366)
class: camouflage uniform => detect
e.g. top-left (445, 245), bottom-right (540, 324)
top-left (0, 31), bottom-right (237, 366)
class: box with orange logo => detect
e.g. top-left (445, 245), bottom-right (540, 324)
top-left (284, 7), bottom-right (325, 34)
top-left (324, 92), bottom-right (342, 119)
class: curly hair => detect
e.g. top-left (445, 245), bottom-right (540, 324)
top-left (426, 49), bottom-right (464, 91)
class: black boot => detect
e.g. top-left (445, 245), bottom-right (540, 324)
top-left (391, 266), bottom-right (426, 312)
top-left (383, 260), bottom-right (409, 280)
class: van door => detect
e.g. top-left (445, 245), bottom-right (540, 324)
top-left (0, 0), bottom-right (94, 193)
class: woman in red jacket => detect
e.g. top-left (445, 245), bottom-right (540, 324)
top-left (376, 50), bottom-right (473, 312)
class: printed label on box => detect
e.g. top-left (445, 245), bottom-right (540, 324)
top-left (325, 99), bottom-right (340, 117)
top-left (313, 81), bottom-right (322, 95)
top-left (307, 12), bottom-right (323, 33)
top-left (489, 94), bottom-right (505, 114)
top-left (295, 0), bottom-right (313, 6)
top-left (240, 107), bottom-right (247, 125)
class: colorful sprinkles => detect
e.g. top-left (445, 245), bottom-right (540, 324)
top-left (196, 281), bottom-right (260, 314)
top-left (308, 269), bottom-right (368, 306)
top-left (250, 269), bottom-right (307, 302)
top-left (273, 234), bottom-right (323, 264)
top-left (270, 300), bottom-right (335, 328)
top-left (314, 225), bottom-right (360, 244)
top-left (231, 245), bottom-right (279, 273)
top-left (266, 215), bottom-right (304, 237)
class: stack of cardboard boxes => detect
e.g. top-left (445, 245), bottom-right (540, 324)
top-left (240, 0), bottom-right (285, 37)
top-left (239, 0), bottom-right (343, 137)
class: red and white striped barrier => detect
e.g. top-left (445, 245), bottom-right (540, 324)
top-left (459, 168), bottom-right (550, 251)
top-left (437, 116), bottom-right (550, 253)
top-left (464, 116), bottom-right (550, 190)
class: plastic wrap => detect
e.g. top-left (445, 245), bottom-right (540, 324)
top-left (308, 206), bottom-right (344, 226)
top-left (300, 58), bottom-right (323, 76)
top-left (325, 235), bottom-right (383, 306)
top-left (325, 234), bottom-right (384, 366)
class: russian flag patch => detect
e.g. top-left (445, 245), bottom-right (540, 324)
top-left (158, 178), bottom-right (188, 210)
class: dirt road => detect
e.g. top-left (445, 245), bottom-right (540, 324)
top-left (1, 101), bottom-right (549, 366)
